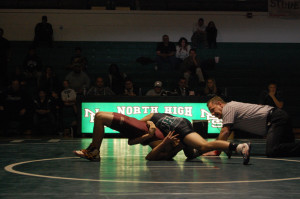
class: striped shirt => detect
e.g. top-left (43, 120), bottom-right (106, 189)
top-left (222, 101), bottom-right (273, 136)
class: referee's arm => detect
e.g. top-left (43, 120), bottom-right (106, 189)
top-left (217, 125), bottom-right (232, 141)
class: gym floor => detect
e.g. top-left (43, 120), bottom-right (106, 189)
top-left (1, 138), bottom-right (300, 199)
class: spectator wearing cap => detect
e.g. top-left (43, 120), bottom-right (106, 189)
top-left (145, 81), bottom-right (165, 96)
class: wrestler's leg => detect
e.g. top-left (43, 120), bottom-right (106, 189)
top-left (90, 111), bottom-right (114, 149)
top-left (183, 132), bottom-right (231, 152)
top-left (183, 132), bottom-right (251, 164)
top-left (74, 111), bottom-right (114, 161)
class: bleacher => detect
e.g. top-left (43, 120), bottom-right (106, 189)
top-left (7, 41), bottom-right (300, 127)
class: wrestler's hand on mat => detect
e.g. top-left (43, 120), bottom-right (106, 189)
top-left (146, 121), bottom-right (156, 137)
top-left (162, 131), bottom-right (180, 145)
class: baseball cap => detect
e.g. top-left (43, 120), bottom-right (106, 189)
top-left (154, 81), bottom-right (162, 87)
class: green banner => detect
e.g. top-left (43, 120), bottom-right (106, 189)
top-left (81, 102), bottom-right (222, 134)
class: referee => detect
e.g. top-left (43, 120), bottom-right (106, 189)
top-left (207, 96), bottom-right (300, 157)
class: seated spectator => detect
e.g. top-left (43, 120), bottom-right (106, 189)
top-left (23, 47), bottom-right (43, 85)
top-left (123, 78), bottom-right (139, 96)
top-left (9, 66), bottom-right (26, 86)
top-left (202, 77), bottom-right (223, 98)
top-left (156, 34), bottom-right (177, 70)
top-left (61, 80), bottom-right (77, 109)
top-left (65, 63), bottom-right (90, 94)
top-left (181, 49), bottom-right (205, 89)
top-left (108, 64), bottom-right (126, 95)
top-left (61, 80), bottom-right (77, 136)
top-left (67, 47), bottom-right (88, 71)
top-left (51, 90), bottom-right (63, 135)
top-left (176, 37), bottom-right (191, 62)
top-left (173, 77), bottom-right (192, 96)
top-left (0, 79), bottom-right (31, 135)
top-left (206, 21), bottom-right (217, 49)
top-left (87, 77), bottom-right (115, 96)
top-left (146, 81), bottom-right (165, 96)
top-left (191, 18), bottom-right (207, 48)
top-left (38, 66), bottom-right (59, 94)
top-left (258, 82), bottom-right (284, 109)
top-left (34, 16), bottom-right (53, 47)
top-left (32, 89), bottom-right (56, 135)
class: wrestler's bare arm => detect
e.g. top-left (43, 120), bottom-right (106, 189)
top-left (146, 132), bottom-right (183, 161)
top-left (128, 133), bottom-right (153, 145)
top-left (127, 121), bottom-right (156, 145)
top-left (139, 113), bottom-right (154, 122)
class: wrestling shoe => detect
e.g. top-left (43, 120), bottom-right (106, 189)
top-left (184, 147), bottom-right (203, 160)
top-left (73, 148), bottom-right (100, 161)
top-left (236, 143), bottom-right (251, 165)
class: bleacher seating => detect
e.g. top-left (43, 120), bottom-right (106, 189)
top-left (7, 41), bottom-right (300, 127)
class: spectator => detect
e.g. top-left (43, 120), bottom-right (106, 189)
top-left (0, 79), bottom-right (31, 135)
top-left (191, 18), bottom-right (207, 48)
top-left (65, 63), bottom-right (90, 94)
top-left (23, 47), bottom-right (43, 85)
top-left (67, 47), bottom-right (88, 71)
top-left (39, 66), bottom-right (59, 94)
top-left (51, 90), bottom-right (63, 135)
top-left (123, 78), bottom-right (139, 96)
top-left (258, 82), bottom-right (284, 109)
top-left (0, 28), bottom-right (10, 87)
top-left (176, 37), bottom-right (191, 62)
top-left (108, 64), bottom-right (126, 95)
top-left (34, 16), bottom-right (53, 47)
top-left (173, 77), bottom-right (192, 96)
top-left (61, 80), bottom-right (77, 136)
top-left (87, 77), bottom-right (115, 96)
top-left (206, 21), bottom-right (218, 49)
top-left (156, 35), bottom-right (177, 70)
top-left (146, 81), bottom-right (165, 96)
top-left (61, 80), bottom-right (77, 107)
top-left (9, 66), bottom-right (26, 86)
top-left (32, 89), bottom-right (56, 135)
top-left (202, 77), bottom-right (223, 98)
top-left (181, 49), bottom-right (205, 89)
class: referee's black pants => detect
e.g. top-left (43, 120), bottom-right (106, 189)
top-left (266, 108), bottom-right (300, 157)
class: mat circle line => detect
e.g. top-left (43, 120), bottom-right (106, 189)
top-left (4, 156), bottom-right (300, 184)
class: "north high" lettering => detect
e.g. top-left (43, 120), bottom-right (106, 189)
top-left (164, 106), bottom-right (192, 117)
top-left (117, 106), bottom-right (159, 114)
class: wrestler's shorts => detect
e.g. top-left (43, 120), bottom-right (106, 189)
top-left (110, 113), bottom-right (147, 139)
top-left (174, 118), bottom-right (194, 141)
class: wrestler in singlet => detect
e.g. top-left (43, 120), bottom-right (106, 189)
top-left (150, 113), bottom-right (194, 141)
top-left (110, 113), bottom-right (165, 145)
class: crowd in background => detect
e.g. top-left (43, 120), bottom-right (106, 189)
top-left (0, 16), bottom-right (284, 137)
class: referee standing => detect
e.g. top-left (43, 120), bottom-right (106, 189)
top-left (207, 96), bottom-right (300, 157)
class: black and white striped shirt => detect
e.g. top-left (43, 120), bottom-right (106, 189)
top-left (222, 101), bottom-right (273, 136)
